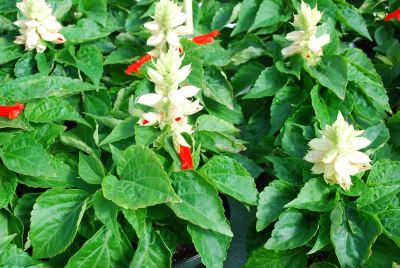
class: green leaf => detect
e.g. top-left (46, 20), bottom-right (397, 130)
top-left (196, 114), bottom-right (239, 134)
top-left (200, 155), bottom-right (258, 205)
top-left (202, 66), bottom-right (234, 110)
top-left (249, 0), bottom-right (289, 31)
top-left (308, 214), bottom-right (332, 254)
top-left (79, 0), bottom-right (107, 26)
top-left (92, 190), bottom-right (119, 235)
top-left (348, 64), bottom-right (390, 113)
top-left (0, 209), bottom-right (24, 248)
top-left (244, 247), bottom-right (308, 268)
top-left (243, 67), bottom-right (287, 99)
top-left (231, 61), bottom-right (265, 94)
top-left (362, 235), bottom-right (400, 268)
top-left (387, 112), bottom-right (400, 147)
top-left (129, 219), bottom-right (171, 268)
top-left (100, 117), bottom-right (135, 145)
top-left (366, 160), bottom-right (400, 187)
top-left (212, 4), bottom-right (234, 29)
top-left (361, 123), bottom-right (390, 154)
top-left (122, 208), bottom-right (147, 237)
top-left (14, 51), bottom-right (35, 78)
top-left (102, 145), bottom-right (179, 210)
top-left (14, 193), bottom-right (39, 231)
top-left (305, 55), bottom-right (348, 100)
top-left (104, 47), bottom-right (141, 65)
top-left (266, 156), bottom-right (309, 185)
top-left (270, 86), bottom-right (307, 134)
top-left (265, 208), bottom-right (319, 250)
top-left (31, 188), bottom-right (89, 258)
top-left (0, 235), bottom-right (44, 267)
top-left (0, 166), bottom-right (17, 209)
top-left (285, 178), bottom-right (338, 212)
top-left (231, 0), bottom-right (260, 36)
top-left (194, 130), bottom-right (246, 154)
top-left (76, 45), bottom-right (104, 85)
top-left (357, 185), bottom-right (400, 213)
top-left (78, 152), bottom-right (105, 184)
top-left (256, 180), bottom-right (297, 232)
top-left (337, 4), bottom-right (371, 40)
top-left (0, 74), bottom-right (96, 102)
top-left (311, 85), bottom-right (353, 127)
top-left (0, 133), bottom-right (55, 177)
top-left (48, 0), bottom-right (72, 18)
top-left (378, 209), bottom-right (400, 247)
top-left (0, 44), bottom-right (23, 65)
top-left (187, 223), bottom-right (231, 268)
top-left (24, 97), bottom-right (89, 126)
top-left (168, 170), bottom-right (233, 237)
top-left (66, 226), bottom-right (133, 268)
top-left (330, 204), bottom-right (382, 268)
top-left (61, 18), bottom-right (111, 43)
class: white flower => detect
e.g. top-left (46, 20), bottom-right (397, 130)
top-left (144, 0), bottom-right (188, 56)
top-left (137, 47), bottom-right (203, 152)
top-left (281, 1), bottom-right (329, 65)
top-left (304, 112), bottom-right (372, 190)
top-left (14, 0), bottom-right (66, 53)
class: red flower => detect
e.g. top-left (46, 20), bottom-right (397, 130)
top-left (125, 54), bottom-right (152, 75)
top-left (179, 145), bottom-right (194, 170)
top-left (0, 103), bottom-right (24, 119)
top-left (192, 30), bottom-right (220, 45)
top-left (384, 9), bottom-right (400, 21)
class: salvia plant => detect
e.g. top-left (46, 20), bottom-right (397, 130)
top-left (0, 0), bottom-right (399, 267)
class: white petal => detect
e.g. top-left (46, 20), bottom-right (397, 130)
top-left (311, 163), bottom-right (325, 174)
top-left (139, 112), bottom-right (161, 126)
top-left (308, 138), bottom-right (333, 151)
top-left (282, 45), bottom-right (301, 57)
top-left (166, 32), bottom-right (181, 47)
top-left (350, 137), bottom-right (371, 150)
top-left (317, 34), bottom-right (330, 47)
top-left (137, 93), bottom-right (164, 108)
top-left (345, 151), bottom-right (371, 165)
top-left (148, 68), bottom-right (164, 85)
top-left (147, 32), bottom-right (165, 46)
top-left (176, 86), bottom-right (200, 98)
top-left (304, 150), bottom-right (324, 163)
top-left (144, 21), bottom-right (161, 31)
top-left (172, 12), bottom-right (186, 28)
top-left (286, 31), bottom-right (305, 41)
top-left (322, 149), bottom-right (338, 163)
top-left (176, 65), bottom-right (191, 84)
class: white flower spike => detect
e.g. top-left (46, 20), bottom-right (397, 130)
top-left (14, 0), bottom-right (66, 53)
top-left (281, 1), bottom-right (330, 65)
top-left (144, 0), bottom-right (188, 57)
top-left (304, 112), bottom-right (372, 190)
top-left (137, 47), bottom-right (202, 155)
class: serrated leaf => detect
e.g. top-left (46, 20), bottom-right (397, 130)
top-left (78, 152), bottom-right (105, 184)
top-left (66, 226), bottom-right (133, 268)
top-left (256, 180), bottom-right (297, 232)
top-left (305, 55), bottom-right (348, 100)
top-left (200, 155), bottom-right (258, 205)
top-left (168, 170), bottom-right (233, 237)
top-left (285, 178), bottom-right (338, 212)
top-left (31, 188), bottom-right (89, 258)
top-left (378, 209), bottom-right (400, 247)
top-left (78, 0), bottom-right (107, 26)
top-left (102, 146), bottom-right (179, 210)
top-left (76, 45), bottom-right (103, 85)
top-left (0, 133), bottom-right (55, 177)
top-left (187, 223), bottom-right (231, 268)
top-left (100, 117), bottom-right (135, 145)
top-left (265, 208), bottom-right (319, 250)
top-left (24, 97), bottom-right (89, 126)
top-left (231, 0), bottom-right (260, 36)
top-left (0, 74), bottom-right (96, 102)
top-left (337, 4), bottom-right (371, 40)
top-left (330, 203), bottom-right (382, 268)
top-left (202, 66), bottom-right (234, 110)
top-left (0, 165), bottom-right (17, 209)
top-left (243, 67), bottom-right (287, 99)
top-left (244, 247), bottom-right (308, 268)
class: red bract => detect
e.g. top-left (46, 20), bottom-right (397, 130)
top-left (179, 145), bottom-right (194, 170)
top-left (0, 103), bottom-right (24, 119)
top-left (384, 9), bottom-right (400, 21)
top-left (192, 30), bottom-right (220, 45)
top-left (125, 54), bottom-right (152, 75)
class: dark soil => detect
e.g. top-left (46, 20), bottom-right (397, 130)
top-left (172, 244), bottom-right (199, 263)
